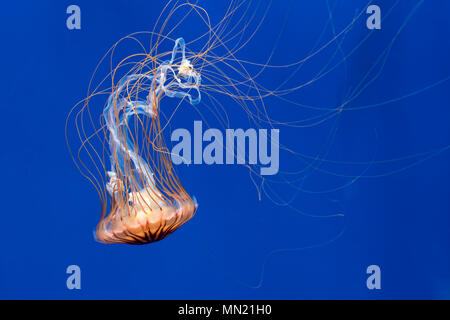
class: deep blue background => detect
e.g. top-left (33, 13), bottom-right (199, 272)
top-left (1, 0), bottom-right (449, 299)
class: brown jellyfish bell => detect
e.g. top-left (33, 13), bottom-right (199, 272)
top-left (95, 180), bottom-right (198, 245)
top-left (93, 38), bottom-right (201, 244)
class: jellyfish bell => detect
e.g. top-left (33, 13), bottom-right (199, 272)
top-left (95, 187), bottom-right (198, 245)
top-left (92, 37), bottom-right (201, 245)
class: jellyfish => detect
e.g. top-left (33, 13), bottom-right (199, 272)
top-left (94, 38), bottom-right (201, 244)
